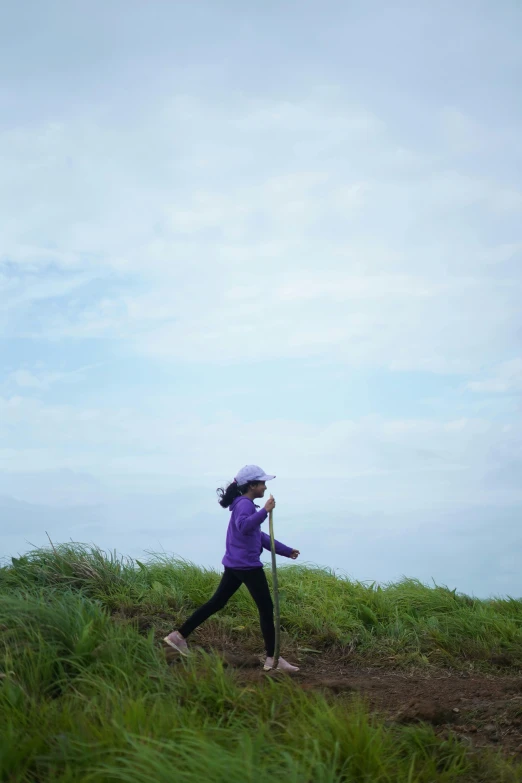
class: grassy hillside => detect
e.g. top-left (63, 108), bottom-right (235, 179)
top-left (1, 544), bottom-right (522, 782)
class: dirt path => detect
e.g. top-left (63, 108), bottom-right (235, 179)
top-left (164, 642), bottom-right (522, 758)
top-left (293, 656), bottom-right (522, 756)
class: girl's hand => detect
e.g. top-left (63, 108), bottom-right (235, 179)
top-left (290, 549), bottom-right (300, 560)
top-left (264, 495), bottom-right (276, 513)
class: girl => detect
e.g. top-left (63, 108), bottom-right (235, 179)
top-left (164, 465), bottom-right (300, 672)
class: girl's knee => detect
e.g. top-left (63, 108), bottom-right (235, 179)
top-left (260, 606), bottom-right (274, 622)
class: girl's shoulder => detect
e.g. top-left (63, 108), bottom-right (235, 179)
top-left (232, 496), bottom-right (256, 511)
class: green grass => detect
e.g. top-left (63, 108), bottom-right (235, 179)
top-left (5, 543), bottom-right (522, 669)
top-left (1, 544), bottom-right (522, 782)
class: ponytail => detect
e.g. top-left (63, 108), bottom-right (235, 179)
top-left (216, 479), bottom-right (253, 508)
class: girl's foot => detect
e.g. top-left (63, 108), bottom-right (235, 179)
top-left (263, 656), bottom-right (299, 673)
top-left (163, 630), bottom-right (189, 655)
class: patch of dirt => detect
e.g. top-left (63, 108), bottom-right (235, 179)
top-left (162, 640), bottom-right (522, 759)
top-left (114, 612), bottom-right (522, 758)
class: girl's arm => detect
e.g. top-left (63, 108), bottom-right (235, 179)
top-left (235, 503), bottom-right (269, 535)
top-left (260, 531), bottom-right (293, 558)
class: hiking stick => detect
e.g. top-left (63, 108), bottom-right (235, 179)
top-left (268, 500), bottom-right (281, 669)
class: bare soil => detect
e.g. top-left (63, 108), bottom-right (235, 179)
top-left (166, 638), bottom-right (522, 759)
top-left (115, 609), bottom-right (522, 759)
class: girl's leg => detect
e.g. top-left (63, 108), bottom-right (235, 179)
top-left (177, 568), bottom-right (241, 638)
top-left (240, 568), bottom-right (275, 657)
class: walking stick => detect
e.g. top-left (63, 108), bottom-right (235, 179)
top-left (268, 497), bottom-right (281, 669)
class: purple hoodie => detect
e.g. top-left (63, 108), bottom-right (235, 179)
top-left (222, 496), bottom-right (294, 569)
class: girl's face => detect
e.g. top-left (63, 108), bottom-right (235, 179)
top-left (252, 481), bottom-right (267, 499)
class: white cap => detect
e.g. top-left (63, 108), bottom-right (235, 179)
top-left (235, 465), bottom-right (276, 485)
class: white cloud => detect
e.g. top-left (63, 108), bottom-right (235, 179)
top-left (439, 107), bottom-right (522, 167)
top-left (5, 363), bottom-right (105, 391)
top-left (424, 171), bottom-right (522, 213)
top-left (89, 268), bottom-right (515, 375)
top-left (1, 392), bottom-right (521, 510)
top-left (468, 358), bottom-right (522, 393)
top-left (8, 370), bottom-right (46, 389)
top-left (1, 87), bottom-right (520, 375)
top-left (13, 253), bottom-right (517, 376)
top-left (440, 108), bottom-right (488, 154)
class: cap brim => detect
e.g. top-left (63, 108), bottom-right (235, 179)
top-left (259, 474), bottom-right (275, 481)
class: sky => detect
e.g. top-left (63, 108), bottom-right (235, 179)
top-left (1, 0), bottom-right (521, 598)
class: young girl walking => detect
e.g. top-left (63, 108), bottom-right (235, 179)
top-left (164, 465), bottom-right (300, 672)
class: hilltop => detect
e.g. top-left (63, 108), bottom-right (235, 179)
top-left (1, 544), bottom-right (522, 782)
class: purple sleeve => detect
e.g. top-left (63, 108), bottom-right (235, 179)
top-left (260, 531), bottom-right (293, 558)
top-left (235, 505), bottom-right (268, 535)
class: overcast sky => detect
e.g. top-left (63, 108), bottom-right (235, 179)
top-left (1, 1), bottom-right (521, 598)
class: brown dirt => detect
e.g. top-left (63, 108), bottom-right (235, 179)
top-left (114, 610), bottom-right (522, 759)
top-left (162, 638), bottom-right (522, 759)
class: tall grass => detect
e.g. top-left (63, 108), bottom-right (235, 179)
top-left (3, 544), bottom-right (522, 669)
top-left (1, 544), bottom-right (522, 782)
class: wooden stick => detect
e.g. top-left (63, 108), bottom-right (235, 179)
top-left (268, 501), bottom-right (281, 669)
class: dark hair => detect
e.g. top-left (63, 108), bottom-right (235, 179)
top-left (216, 480), bottom-right (258, 508)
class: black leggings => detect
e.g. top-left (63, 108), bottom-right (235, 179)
top-left (178, 566), bottom-right (275, 656)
